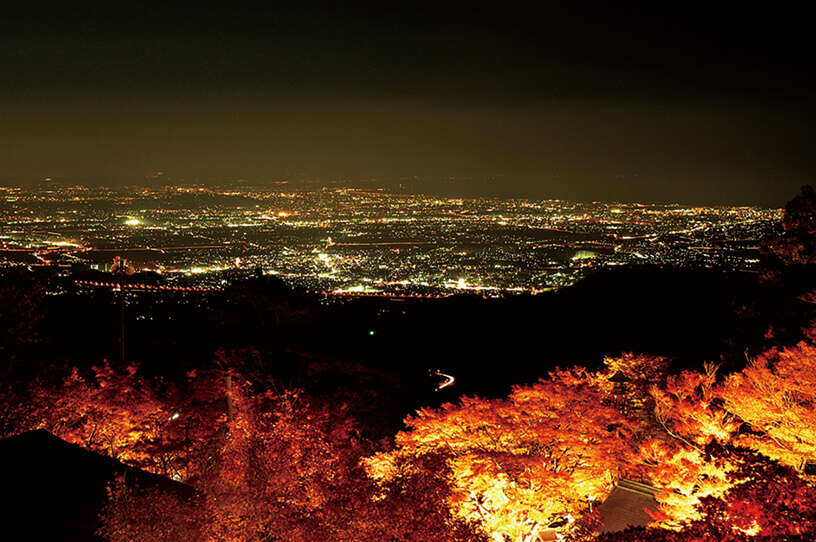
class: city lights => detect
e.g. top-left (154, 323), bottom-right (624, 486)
top-left (0, 183), bottom-right (780, 296)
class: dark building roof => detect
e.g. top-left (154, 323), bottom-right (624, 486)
top-left (0, 429), bottom-right (194, 542)
top-left (595, 478), bottom-right (660, 534)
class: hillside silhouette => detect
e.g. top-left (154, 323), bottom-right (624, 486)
top-left (4, 260), bottom-right (800, 439)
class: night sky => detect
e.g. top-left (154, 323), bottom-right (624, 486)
top-left (1, 2), bottom-right (813, 206)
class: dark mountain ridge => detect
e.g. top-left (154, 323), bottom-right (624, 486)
top-left (2, 263), bottom-right (802, 436)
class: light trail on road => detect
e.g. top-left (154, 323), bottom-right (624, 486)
top-left (431, 370), bottom-right (455, 391)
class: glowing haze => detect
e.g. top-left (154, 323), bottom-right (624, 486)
top-left (1, 2), bottom-right (813, 206)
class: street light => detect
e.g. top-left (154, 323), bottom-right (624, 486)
top-left (111, 256), bottom-right (135, 363)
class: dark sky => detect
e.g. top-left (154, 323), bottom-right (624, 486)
top-left (1, 2), bottom-right (813, 206)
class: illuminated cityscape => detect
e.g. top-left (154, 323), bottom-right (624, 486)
top-left (0, 181), bottom-right (780, 295)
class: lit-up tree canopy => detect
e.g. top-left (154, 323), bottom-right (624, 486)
top-left (367, 368), bottom-right (639, 542)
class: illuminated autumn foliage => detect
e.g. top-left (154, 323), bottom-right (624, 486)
top-left (641, 368), bottom-right (741, 527)
top-left (99, 378), bottom-right (488, 542)
top-left (720, 342), bottom-right (816, 470)
top-left (366, 368), bottom-right (640, 542)
top-left (638, 438), bottom-right (734, 528)
top-left (651, 366), bottom-right (739, 448)
top-left (370, 347), bottom-right (816, 540)
top-left (28, 365), bottom-right (168, 468)
top-left (595, 445), bottom-right (816, 542)
top-left (695, 445), bottom-right (816, 539)
top-left (200, 385), bottom-right (357, 541)
top-left (99, 478), bottom-right (208, 542)
top-left (7, 343), bottom-right (816, 541)
top-left (14, 364), bottom-right (226, 479)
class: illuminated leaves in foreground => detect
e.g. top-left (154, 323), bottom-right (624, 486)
top-left (595, 445), bottom-right (816, 542)
top-left (31, 364), bottom-right (167, 470)
top-left (12, 346), bottom-right (816, 541)
top-left (99, 478), bottom-right (207, 542)
top-left (23, 365), bottom-right (226, 479)
top-left (720, 342), bottom-right (816, 470)
top-left (369, 368), bottom-right (637, 542)
top-left (101, 381), bottom-right (488, 542)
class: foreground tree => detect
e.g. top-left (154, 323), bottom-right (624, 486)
top-left (595, 444), bottom-right (816, 542)
top-left (644, 367), bottom-right (740, 527)
top-left (27, 364), bottom-right (169, 470)
top-left (719, 342), bottom-right (816, 470)
top-left (99, 479), bottom-right (208, 542)
top-left (690, 445), bottom-right (816, 539)
top-left (10, 365), bottom-right (228, 479)
top-left (367, 368), bottom-right (639, 542)
top-left (100, 379), bottom-right (487, 542)
top-left (200, 385), bottom-right (356, 541)
top-left (651, 366), bottom-right (738, 449)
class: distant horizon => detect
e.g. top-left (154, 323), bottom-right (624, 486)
top-left (0, 174), bottom-right (793, 209)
